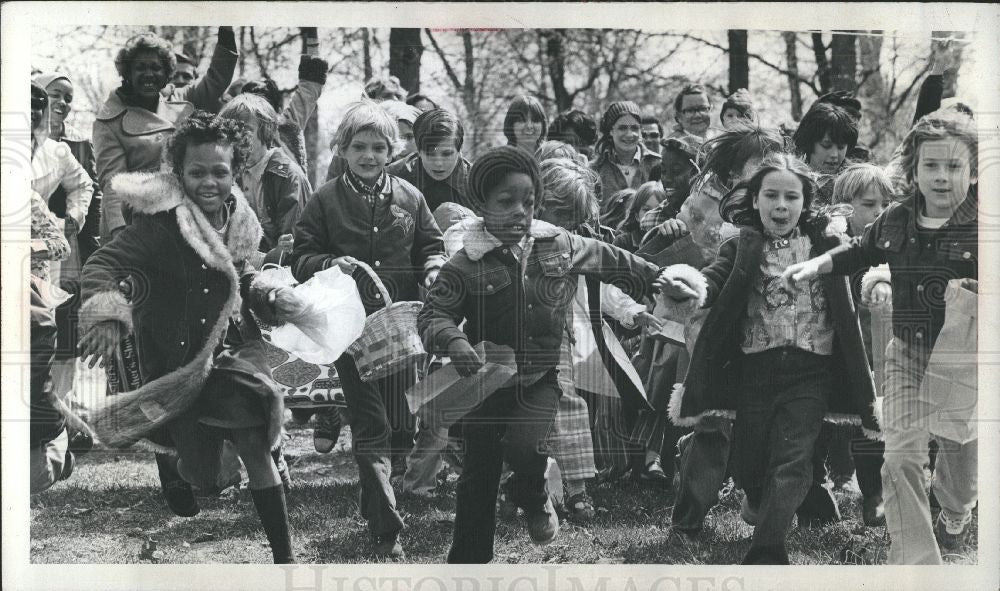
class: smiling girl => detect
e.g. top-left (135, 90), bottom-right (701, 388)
top-left (503, 95), bottom-right (548, 152)
top-left (660, 153), bottom-right (879, 564)
top-left (792, 102), bottom-right (859, 205)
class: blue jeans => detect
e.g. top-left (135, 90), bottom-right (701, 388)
top-left (447, 369), bottom-right (561, 563)
top-left (736, 347), bottom-right (831, 565)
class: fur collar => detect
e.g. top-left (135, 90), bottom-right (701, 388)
top-left (111, 172), bottom-right (262, 270)
top-left (445, 217), bottom-right (562, 261)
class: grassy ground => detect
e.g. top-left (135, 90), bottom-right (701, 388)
top-left (30, 420), bottom-right (978, 565)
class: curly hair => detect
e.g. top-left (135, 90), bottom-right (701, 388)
top-left (719, 153), bottom-right (817, 231)
top-left (167, 110), bottom-right (252, 177)
top-left (114, 33), bottom-right (176, 85)
top-left (549, 109), bottom-right (598, 148)
top-left (217, 93), bottom-right (280, 150)
top-left (364, 75), bottom-right (407, 102)
top-left (503, 95), bottom-right (548, 148)
top-left (792, 102), bottom-right (859, 158)
top-left (538, 157), bottom-right (599, 227)
top-left (896, 110), bottom-right (978, 187)
top-left (535, 140), bottom-right (578, 163)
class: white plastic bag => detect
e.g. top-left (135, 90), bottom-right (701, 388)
top-left (269, 266), bottom-right (366, 364)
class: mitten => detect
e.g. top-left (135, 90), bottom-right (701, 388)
top-left (298, 55), bottom-right (328, 86)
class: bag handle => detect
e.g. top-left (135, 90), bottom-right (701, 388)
top-left (353, 260), bottom-right (393, 308)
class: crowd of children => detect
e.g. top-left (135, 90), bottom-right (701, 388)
top-left (28, 31), bottom-right (980, 567)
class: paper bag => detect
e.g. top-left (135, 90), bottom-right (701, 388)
top-left (923, 280), bottom-right (977, 443)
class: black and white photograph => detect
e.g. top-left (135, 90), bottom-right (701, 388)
top-left (2, 2), bottom-right (998, 590)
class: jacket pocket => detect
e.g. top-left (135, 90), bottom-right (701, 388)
top-left (469, 266), bottom-right (511, 295)
top-left (537, 251), bottom-right (572, 276)
top-left (875, 226), bottom-right (906, 254)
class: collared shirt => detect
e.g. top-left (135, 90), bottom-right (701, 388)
top-left (741, 229), bottom-right (834, 356)
top-left (613, 149), bottom-right (641, 186)
top-left (343, 167), bottom-right (388, 206)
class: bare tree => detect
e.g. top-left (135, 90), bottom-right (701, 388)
top-left (783, 31), bottom-right (804, 120)
top-left (728, 29), bottom-right (749, 93)
top-left (389, 28), bottom-right (423, 94)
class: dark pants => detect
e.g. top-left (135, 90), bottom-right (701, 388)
top-left (672, 416), bottom-right (733, 532)
top-left (447, 369), bottom-right (561, 564)
top-left (334, 353), bottom-right (416, 539)
top-left (736, 348), bottom-right (831, 565)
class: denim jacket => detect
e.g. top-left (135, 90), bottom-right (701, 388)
top-left (418, 219), bottom-right (661, 373)
top-left (829, 192), bottom-right (977, 349)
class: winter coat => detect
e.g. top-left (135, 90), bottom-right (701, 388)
top-left (665, 223), bottom-right (880, 438)
top-left (418, 218), bottom-right (662, 376)
top-left (590, 144), bottom-right (661, 216)
top-left (79, 172), bottom-right (282, 450)
top-left (93, 40), bottom-right (238, 240)
top-left (242, 146), bottom-right (312, 252)
top-left (289, 173), bottom-right (446, 315)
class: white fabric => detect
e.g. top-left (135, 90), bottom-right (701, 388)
top-left (31, 138), bottom-right (94, 228)
top-left (916, 211), bottom-right (949, 230)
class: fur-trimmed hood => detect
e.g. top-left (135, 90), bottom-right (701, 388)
top-left (443, 217), bottom-right (562, 261)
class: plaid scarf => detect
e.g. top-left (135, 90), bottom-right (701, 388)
top-left (344, 167), bottom-right (388, 205)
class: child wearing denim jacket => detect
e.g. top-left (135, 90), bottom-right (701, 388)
top-left (661, 154), bottom-right (879, 564)
top-left (418, 146), bottom-right (671, 563)
top-left (784, 112), bottom-right (978, 564)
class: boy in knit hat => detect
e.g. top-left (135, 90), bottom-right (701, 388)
top-left (418, 146), bottom-right (681, 563)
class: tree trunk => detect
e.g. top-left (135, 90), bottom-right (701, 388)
top-left (389, 28), bottom-right (423, 95)
top-left (543, 30), bottom-right (571, 111)
top-left (812, 32), bottom-right (831, 95)
top-left (361, 28), bottom-right (372, 81)
top-left (857, 31), bottom-right (886, 150)
top-left (727, 30), bottom-right (749, 93)
top-left (462, 30), bottom-right (480, 159)
top-left (830, 32), bottom-right (858, 92)
top-left (238, 26), bottom-right (246, 77)
top-left (933, 30), bottom-right (965, 98)
top-left (300, 29), bottom-right (320, 185)
top-left (783, 32), bottom-right (803, 121)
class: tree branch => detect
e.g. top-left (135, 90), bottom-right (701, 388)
top-left (424, 28), bottom-right (463, 91)
top-left (675, 33), bottom-right (821, 95)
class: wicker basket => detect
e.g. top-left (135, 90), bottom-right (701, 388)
top-left (346, 261), bottom-right (425, 382)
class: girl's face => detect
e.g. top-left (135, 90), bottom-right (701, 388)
top-left (420, 138), bottom-right (461, 181)
top-left (45, 79), bottom-right (73, 128)
top-left (398, 121), bottom-right (416, 158)
top-left (482, 172), bottom-right (535, 246)
top-left (182, 143), bottom-right (235, 216)
top-left (610, 114), bottom-right (641, 155)
top-left (344, 129), bottom-right (391, 181)
top-left (808, 133), bottom-right (848, 174)
top-left (721, 108), bottom-right (748, 130)
top-left (914, 138), bottom-right (975, 218)
top-left (849, 186), bottom-right (886, 236)
top-left (129, 50), bottom-right (169, 99)
top-left (512, 115), bottom-right (543, 148)
top-left (637, 192), bottom-right (661, 221)
top-left (754, 169), bottom-right (804, 237)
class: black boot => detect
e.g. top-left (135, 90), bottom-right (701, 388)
top-left (250, 484), bottom-right (296, 564)
top-left (155, 453), bottom-right (199, 517)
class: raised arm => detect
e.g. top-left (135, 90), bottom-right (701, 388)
top-left (174, 27), bottom-right (238, 113)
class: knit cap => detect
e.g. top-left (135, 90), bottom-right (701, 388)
top-left (467, 146), bottom-right (542, 209)
top-left (599, 101), bottom-right (643, 135)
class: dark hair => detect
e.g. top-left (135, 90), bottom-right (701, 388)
top-left (660, 136), bottom-right (698, 160)
top-left (412, 108), bottom-right (465, 152)
top-left (503, 95), bottom-right (548, 147)
top-left (619, 181), bottom-right (666, 234)
top-left (600, 188), bottom-right (635, 229)
top-left (114, 33), bottom-right (176, 86)
top-left (719, 153), bottom-right (817, 231)
top-left (167, 110), bottom-right (251, 177)
top-left (548, 109), bottom-right (598, 147)
top-left (468, 145), bottom-right (542, 210)
top-left (696, 124), bottom-right (786, 187)
top-left (720, 88), bottom-right (755, 122)
top-left (673, 84), bottom-right (709, 118)
top-left (640, 115), bottom-right (663, 136)
top-left (816, 90), bottom-right (862, 121)
top-left (175, 52), bottom-right (196, 67)
top-left (240, 78), bottom-right (283, 113)
top-left (792, 102), bottom-right (859, 158)
top-left (406, 93), bottom-right (438, 109)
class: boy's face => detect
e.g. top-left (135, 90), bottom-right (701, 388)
top-left (398, 121), bottom-right (416, 158)
top-left (677, 93), bottom-right (711, 137)
top-left (419, 136), bottom-right (461, 181)
top-left (915, 138), bottom-right (976, 218)
top-left (661, 148), bottom-right (696, 195)
top-left (171, 62), bottom-right (197, 88)
top-left (641, 123), bottom-right (661, 151)
top-left (344, 129), bottom-right (390, 181)
top-left (808, 133), bottom-right (848, 174)
top-left (849, 186), bottom-right (886, 236)
top-left (721, 108), bottom-right (748, 130)
top-left (482, 172), bottom-right (535, 246)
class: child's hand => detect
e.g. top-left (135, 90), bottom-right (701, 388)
top-left (447, 339), bottom-right (483, 377)
top-left (79, 321), bottom-right (121, 369)
top-left (656, 218), bottom-right (688, 238)
top-left (865, 282), bottom-right (892, 306)
top-left (424, 268), bottom-right (440, 288)
top-left (653, 273), bottom-right (698, 300)
top-left (781, 255), bottom-right (832, 292)
top-left (277, 234), bottom-right (294, 255)
top-left (328, 255), bottom-right (359, 274)
top-left (959, 278), bottom-right (978, 294)
top-left (634, 311), bottom-right (664, 332)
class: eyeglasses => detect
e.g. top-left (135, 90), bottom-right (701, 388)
top-left (681, 106), bottom-right (711, 115)
top-left (31, 96), bottom-right (48, 110)
top-left (641, 132), bottom-right (661, 140)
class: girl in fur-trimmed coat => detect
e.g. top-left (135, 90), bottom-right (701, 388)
top-left (658, 154), bottom-right (880, 565)
top-left (78, 114), bottom-right (303, 564)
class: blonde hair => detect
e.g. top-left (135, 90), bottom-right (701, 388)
top-left (539, 157), bottom-right (599, 226)
top-left (832, 163), bottom-right (894, 207)
top-left (218, 93), bottom-right (279, 148)
top-left (535, 140), bottom-right (578, 162)
top-left (335, 100), bottom-right (401, 158)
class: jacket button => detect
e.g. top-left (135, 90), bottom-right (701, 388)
top-left (527, 304), bottom-right (533, 310)
top-left (375, 261), bottom-right (381, 267)
top-left (915, 330), bottom-right (924, 340)
top-left (201, 264), bottom-right (207, 270)
top-left (375, 293), bottom-right (382, 299)
top-left (180, 340), bottom-right (185, 346)
top-left (373, 227), bottom-right (379, 233)
top-left (883, 240), bottom-right (891, 248)
top-left (963, 251), bottom-right (971, 260)
top-left (200, 318), bottom-right (207, 324)
top-left (203, 288), bottom-right (209, 294)
top-left (909, 237), bottom-right (916, 244)
top-left (486, 284), bottom-right (493, 290)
